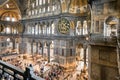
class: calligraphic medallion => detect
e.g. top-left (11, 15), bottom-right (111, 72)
top-left (58, 18), bottom-right (70, 34)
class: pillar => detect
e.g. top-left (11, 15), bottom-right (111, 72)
top-left (36, 42), bottom-right (38, 54)
top-left (34, 23), bottom-right (36, 35)
top-left (31, 41), bottom-right (33, 55)
top-left (13, 39), bottom-right (15, 50)
top-left (47, 41), bottom-right (51, 63)
top-left (81, 20), bottom-right (84, 35)
top-left (117, 46), bottom-right (120, 75)
top-left (41, 43), bottom-right (44, 57)
top-left (83, 44), bottom-right (87, 67)
top-left (37, 22), bottom-right (40, 35)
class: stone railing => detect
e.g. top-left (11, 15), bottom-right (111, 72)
top-left (89, 34), bottom-right (117, 45)
top-left (0, 60), bottom-right (44, 80)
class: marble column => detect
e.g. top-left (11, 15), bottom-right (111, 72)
top-left (41, 43), bottom-right (44, 57)
top-left (47, 41), bottom-right (51, 63)
top-left (12, 39), bottom-right (15, 50)
top-left (34, 23), bottom-right (36, 35)
top-left (81, 21), bottom-right (84, 35)
top-left (31, 41), bottom-right (33, 55)
top-left (36, 42), bottom-right (38, 54)
top-left (37, 22), bottom-right (40, 35)
top-left (47, 44), bottom-right (50, 63)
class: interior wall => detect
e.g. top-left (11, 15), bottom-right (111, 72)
top-left (88, 45), bottom-right (118, 80)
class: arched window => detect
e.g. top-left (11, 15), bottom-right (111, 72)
top-left (38, 23), bottom-right (43, 35)
top-left (52, 5), bottom-right (55, 11)
top-left (46, 23), bottom-right (50, 34)
top-left (106, 24), bottom-right (117, 36)
top-left (43, 7), bottom-right (45, 13)
top-left (104, 16), bottom-right (118, 36)
top-left (5, 27), bottom-right (11, 34)
top-left (38, 24), bottom-right (41, 34)
top-left (29, 25), bottom-right (32, 34)
top-left (32, 3), bottom-right (35, 8)
top-left (83, 20), bottom-right (88, 35)
top-left (27, 24), bottom-right (30, 34)
top-left (32, 26), bottom-right (34, 34)
top-left (76, 21), bottom-right (82, 35)
top-left (28, 11), bottom-right (31, 16)
top-left (35, 9), bottom-right (38, 15)
top-left (48, 6), bottom-right (50, 12)
top-left (36, 0), bottom-right (39, 6)
top-left (43, 0), bottom-right (46, 4)
top-left (39, 8), bottom-right (42, 13)
top-left (43, 25), bottom-right (47, 35)
top-left (50, 41), bottom-right (54, 48)
top-left (13, 27), bottom-right (17, 34)
top-left (35, 23), bottom-right (38, 35)
top-left (47, 26), bottom-right (50, 34)
top-left (39, 0), bottom-right (42, 5)
top-left (54, 5), bottom-right (57, 11)
top-left (32, 10), bottom-right (34, 15)
top-left (51, 23), bottom-right (55, 34)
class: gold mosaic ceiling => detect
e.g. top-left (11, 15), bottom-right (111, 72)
top-left (0, 0), bottom-right (20, 17)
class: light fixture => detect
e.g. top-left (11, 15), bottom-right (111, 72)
top-left (86, 36), bottom-right (89, 41)
top-left (7, 38), bottom-right (10, 42)
top-left (6, 4), bottom-right (9, 8)
top-left (6, 27), bottom-right (11, 33)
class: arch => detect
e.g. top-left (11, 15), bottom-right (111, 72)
top-left (83, 20), bottom-right (88, 35)
top-left (76, 20), bottom-right (82, 35)
top-left (104, 16), bottom-right (119, 36)
top-left (76, 43), bottom-right (83, 61)
top-left (105, 16), bottom-right (118, 25)
top-left (0, 22), bottom-right (24, 34)
top-left (51, 21), bottom-right (55, 34)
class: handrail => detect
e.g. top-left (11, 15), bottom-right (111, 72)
top-left (0, 60), bottom-right (44, 80)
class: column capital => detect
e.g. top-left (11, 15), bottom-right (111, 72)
top-left (46, 41), bottom-right (52, 47)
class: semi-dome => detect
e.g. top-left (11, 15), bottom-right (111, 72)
top-left (0, 11), bottom-right (21, 22)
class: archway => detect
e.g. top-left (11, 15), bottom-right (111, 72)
top-left (4, 37), bottom-right (19, 54)
top-left (75, 43), bottom-right (88, 73)
top-left (104, 16), bottom-right (118, 37)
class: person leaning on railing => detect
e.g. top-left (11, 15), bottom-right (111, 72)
top-left (24, 64), bottom-right (36, 80)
